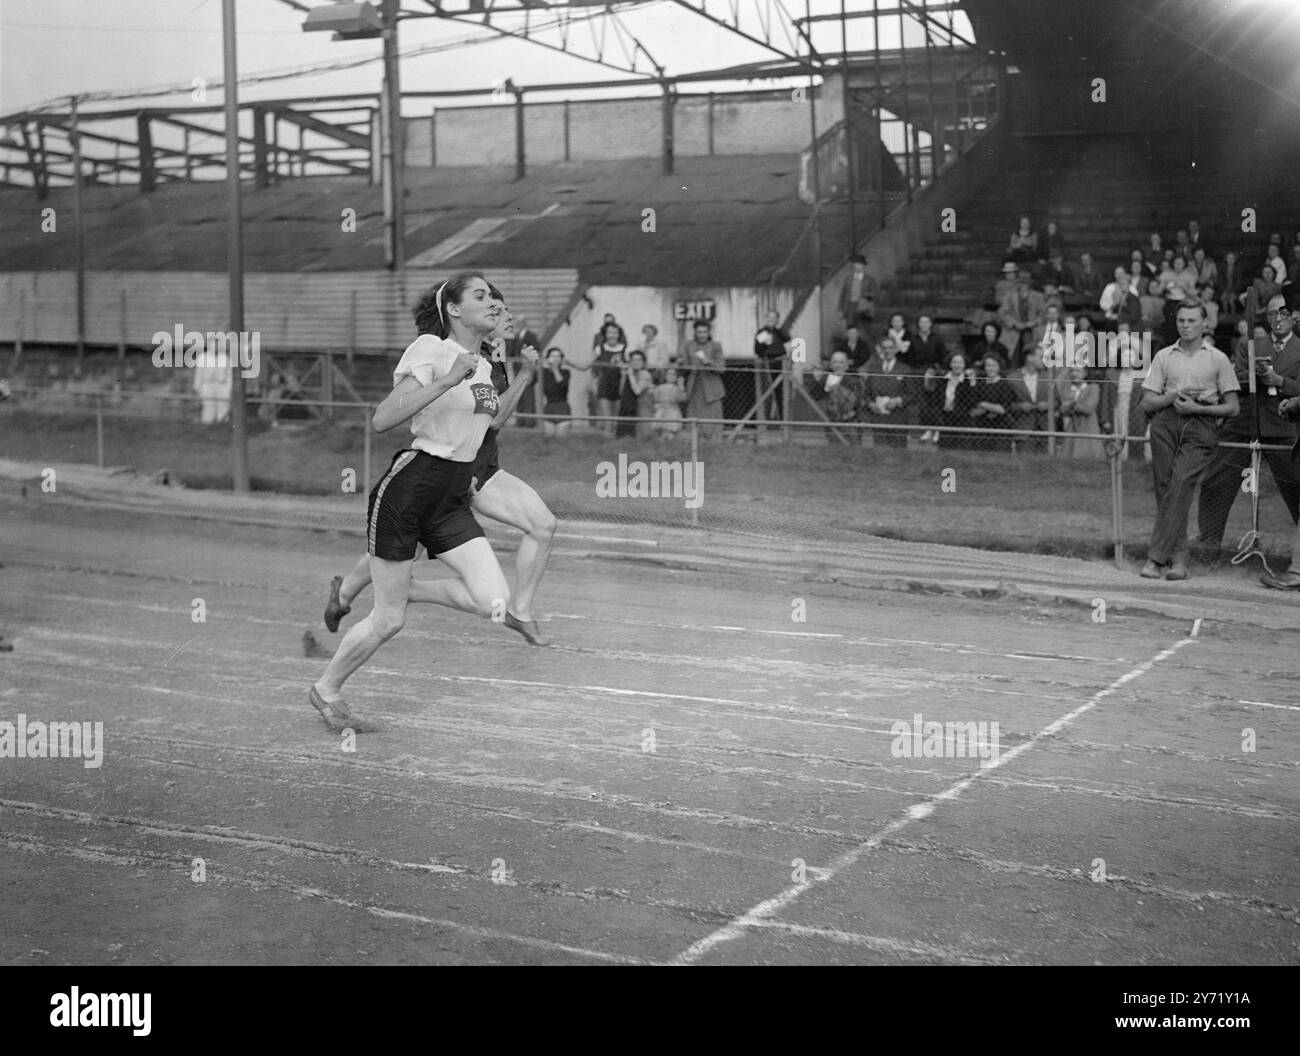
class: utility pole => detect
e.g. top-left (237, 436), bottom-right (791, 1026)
top-left (222, 0), bottom-right (250, 493)
top-left (69, 96), bottom-right (86, 371)
top-left (381, 0), bottom-right (405, 271)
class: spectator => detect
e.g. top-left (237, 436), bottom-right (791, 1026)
top-left (540, 348), bottom-right (572, 438)
top-left (593, 321), bottom-right (629, 434)
top-left (1146, 231), bottom-right (1165, 264)
top-left (908, 313), bottom-right (947, 372)
top-left (1186, 219), bottom-right (1208, 256)
top-left (808, 350), bottom-right (865, 437)
top-left (1100, 267), bottom-right (1131, 321)
top-left (1007, 215), bottom-right (1038, 263)
top-left (928, 352), bottom-right (978, 447)
top-left (680, 320), bottom-right (726, 436)
top-left (650, 365), bottom-right (687, 442)
top-left (1265, 242), bottom-right (1289, 292)
top-left (994, 261), bottom-right (1019, 306)
top-left (1035, 303), bottom-right (1066, 359)
top-left (638, 324), bottom-right (671, 371)
top-left (998, 268), bottom-right (1047, 363)
top-left (1037, 219), bottom-right (1065, 263)
top-left (1112, 323), bottom-right (1148, 459)
top-left (1073, 252), bottom-right (1104, 302)
top-left (1260, 393), bottom-right (1300, 588)
top-left (1009, 346), bottom-right (1052, 451)
top-left (615, 350), bottom-right (653, 438)
top-left (592, 313), bottom-right (627, 350)
top-left (861, 335), bottom-right (917, 447)
top-left (1129, 249), bottom-right (1155, 284)
top-left (839, 252), bottom-right (879, 331)
top-left (1057, 365), bottom-right (1102, 458)
top-left (1141, 278), bottom-right (1166, 330)
top-left (1139, 301), bottom-right (1240, 580)
top-left (193, 347), bottom-right (231, 425)
top-left (1242, 264), bottom-right (1281, 310)
top-left (971, 320), bottom-right (1011, 374)
top-left (1288, 244), bottom-right (1300, 285)
top-left (1042, 249), bottom-right (1073, 291)
top-left (1191, 246), bottom-right (1217, 293)
top-left (1230, 317), bottom-right (1251, 359)
top-left (1197, 291), bottom-right (1300, 550)
top-left (1169, 256), bottom-right (1198, 300)
top-left (833, 324), bottom-right (874, 370)
top-left (1219, 250), bottom-right (1245, 317)
top-left (969, 355), bottom-right (1018, 450)
top-left (1173, 228), bottom-right (1191, 260)
top-left (885, 312), bottom-right (914, 359)
top-left (753, 309), bottom-right (790, 422)
top-left (1197, 284), bottom-right (1220, 335)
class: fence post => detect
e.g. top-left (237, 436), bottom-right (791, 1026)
top-left (689, 417), bottom-right (700, 529)
top-left (11, 288), bottom-right (24, 373)
top-left (96, 391), bottom-right (105, 468)
top-left (362, 403), bottom-right (372, 501)
top-left (1046, 365), bottom-right (1057, 456)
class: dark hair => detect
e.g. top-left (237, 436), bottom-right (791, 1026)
top-left (412, 270), bottom-right (487, 337)
top-left (487, 283), bottom-right (505, 303)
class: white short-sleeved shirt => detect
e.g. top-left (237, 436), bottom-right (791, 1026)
top-left (393, 334), bottom-right (498, 461)
top-left (1142, 340), bottom-right (1240, 403)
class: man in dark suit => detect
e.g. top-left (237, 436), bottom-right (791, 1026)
top-left (1007, 347), bottom-right (1052, 451)
top-left (1197, 291), bottom-right (1300, 550)
top-left (860, 335), bottom-right (918, 447)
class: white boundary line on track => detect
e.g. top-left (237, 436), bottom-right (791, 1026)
top-left (666, 632), bottom-right (1201, 966)
top-left (1238, 699), bottom-right (1300, 712)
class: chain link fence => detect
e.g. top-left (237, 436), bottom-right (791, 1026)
top-left (3, 361), bottom-right (1296, 571)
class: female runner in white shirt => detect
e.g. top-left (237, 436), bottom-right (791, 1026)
top-left (308, 271), bottom-right (511, 733)
top-left (321, 287), bottom-right (556, 647)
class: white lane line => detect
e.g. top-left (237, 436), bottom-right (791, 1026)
top-left (667, 633), bottom-right (1200, 966)
top-left (1238, 699), bottom-right (1300, 712)
top-left (744, 920), bottom-right (1009, 965)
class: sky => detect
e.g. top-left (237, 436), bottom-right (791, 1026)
top-left (0, 0), bottom-right (973, 115)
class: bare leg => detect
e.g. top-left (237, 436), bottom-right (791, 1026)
top-left (471, 471), bottom-right (556, 621)
top-left (337, 554), bottom-right (371, 609)
top-left (426, 536), bottom-right (511, 620)
top-left (314, 555), bottom-right (411, 701)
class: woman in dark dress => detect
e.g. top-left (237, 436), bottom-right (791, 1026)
top-left (615, 350), bottom-right (653, 438)
top-left (593, 322), bottom-right (628, 434)
top-left (967, 320), bottom-right (1009, 374)
top-left (927, 351), bottom-right (978, 448)
top-left (540, 347), bottom-right (572, 438)
top-left (969, 354), bottom-right (1018, 451)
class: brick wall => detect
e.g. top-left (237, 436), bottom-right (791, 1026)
top-left (410, 90), bottom-right (817, 167)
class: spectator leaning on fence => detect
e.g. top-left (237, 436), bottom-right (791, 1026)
top-left (1196, 291), bottom-right (1300, 551)
top-left (929, 352), bottom-right (978, 448)
top-left (1139, 301), bottom-right (1241, 581)
top-left (969, 355), bottom-right (1018, 451)
top-left (638, 324), bottom-right (671, 371)
top-left (680, 320), bottom-right (726, 437)
top-left (1056, 365), bottom-right (1102, 459)
top-left (539, 348), bottom-right (572, 439)
top-left (650, 364), bottom-right (687, 442)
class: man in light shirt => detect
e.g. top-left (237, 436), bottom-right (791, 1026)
top-left (1139, 302), bottom-right (1241, 580)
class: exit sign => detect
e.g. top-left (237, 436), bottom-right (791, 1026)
top-left (673, 299), bottom-right (716, 322)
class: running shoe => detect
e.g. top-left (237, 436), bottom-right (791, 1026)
top-left (324, 575), bottom-right (351, 633)
top-left (503, 611), bottom-right (549, 646)
top-left (308, 686), bottom-right (380, 734)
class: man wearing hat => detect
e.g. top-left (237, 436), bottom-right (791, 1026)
top-left (994, 261), bottom-right (1019, 306)
top-left (839, 252), bottom-right (878, 332)
top-left (998, 268), bottom-right (1047, 363)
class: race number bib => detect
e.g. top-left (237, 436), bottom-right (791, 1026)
top-left (471, 383), bottom-right (500, 416)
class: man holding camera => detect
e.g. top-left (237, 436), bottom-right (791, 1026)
top-left (1139, 302), bottom-right (1240, 580)
top-left (1196, 292), bottom-right (1300, 552)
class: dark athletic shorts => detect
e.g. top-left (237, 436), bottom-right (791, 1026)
top-left (367, 449), bottom-right (483, 561)
top-left (471, 429), bottom-right (501, 492)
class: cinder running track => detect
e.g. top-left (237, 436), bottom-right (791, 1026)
top-left (1, 491), bottom-right (1296, 965)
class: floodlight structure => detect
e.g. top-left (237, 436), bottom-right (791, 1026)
top-left (304, 1), bottom-right (404, 269)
